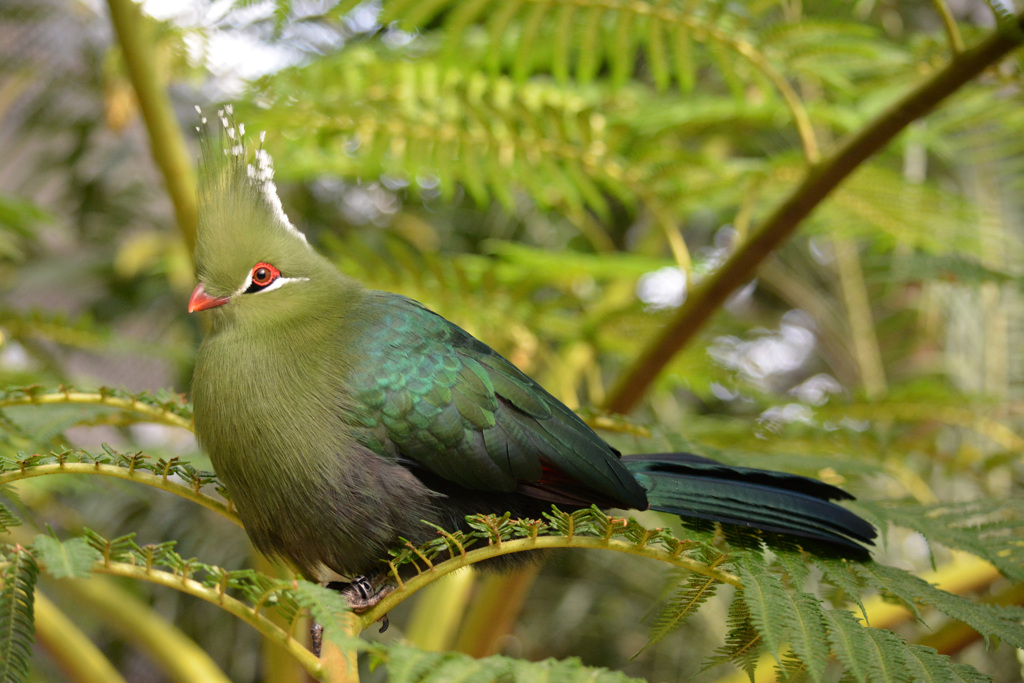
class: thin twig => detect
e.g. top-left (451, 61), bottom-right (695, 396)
top-left (106, 0), bottom-right (198, 254)
top-left (604, 13), bottom-right (1024, 414)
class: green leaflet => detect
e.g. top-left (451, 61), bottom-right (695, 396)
top-left (375, 641), bottom-right (645, 683)
top-left (704, 593), bottom-right (763, 677)
top-left (855, 562), bottom-right (1024, 649)
top-left (32, 534), bottom-right (101, 580)
top-left (643, 570), bottom-right (721, 654)
top-left (738, 558), bottom-right (791, 663)
top-left (858, 498), bottom-right (1024, 582)
top-left (0, 547), bottom-right (38, 683)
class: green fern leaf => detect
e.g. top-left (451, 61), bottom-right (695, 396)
top-left (772, 550), bottom-right (811, 591)
top-left (610, 5), bottom-right (637, 87)
top-left (900, 644), bottom-right (989, 683)
top-left (824, 608), bottom-right (910, 682)
top-left (0, 546), bottom-right (38, 683)
top-left (0, 487), bottom-right (22, 535)
top-left (704, 591), bottom-right (763, 677)
top-left (785, 592), bottom-right (830, 683)
top-left (858, 498), bottom-right (1024, 582)
top-left (32, 534), bottom-right (101, 579)
top-left (0, 504), bottom-right (20, 535)
top-left (737, 558), bottom-right (790, 663)
top-left (551, 3), bottom-right (575, 83)
top-left (645, 571), bottom-right (721, 652)
top-left (575, 6), bottom-right (606, 85)
top-left (512, 2), bottom-right (549, 83)
top-left (671, 18), bottom-right (696, 93)
top-left (644, 12), bottom-right (670, 91)
top-left (386, 0), bottom-right (451, 29)
top-left (855, 562), bottom-right (1024, 649)
top-left (811, 556), bottom-right (867, 615)
top-left (376, 642), bottom-right (644, 683)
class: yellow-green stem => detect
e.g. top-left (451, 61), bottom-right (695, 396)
top-left (51, 577), bottom-right (231, 683)
top-left (452, 568), bottom-right (539, 657)
top-left (33, 590), bottom-right (128, 683)
top-left (105, 0), bottom-right (198, 254)
top-left (831, 237), bottom-right (887, 399)
top-left (0, 463), bottom-right (239, 526)
top-left (403, 566), bottom-right (477, 652)
top-left (90, 561), bottom-right (325, 679)
top-left (0, 392), bottom-right (192, 431)
top-left (361, 535), bottom-right (741, 630)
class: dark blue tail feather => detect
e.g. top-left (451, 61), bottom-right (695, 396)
top-left (623, 453), bottom-right (876, 555)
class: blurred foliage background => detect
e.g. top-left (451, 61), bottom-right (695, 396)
top-left (1, 0), bottom-right (1023, 681)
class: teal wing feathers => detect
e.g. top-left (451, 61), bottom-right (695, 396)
top-left (346, 293), bottom-right (649, 510)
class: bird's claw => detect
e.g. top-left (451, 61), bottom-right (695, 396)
top-left (310, 576), bottom-right (394, 656)
top-left (327, 577), bottom-right (394, 632)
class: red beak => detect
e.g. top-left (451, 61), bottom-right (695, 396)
top-left (188, 283), bottom-right (230, 313)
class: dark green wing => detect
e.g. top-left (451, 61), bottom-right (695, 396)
top-left (346, 292), bottom-right (649, 510)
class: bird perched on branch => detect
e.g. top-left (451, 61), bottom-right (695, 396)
top-left (189, 112), bottom-right (875, 621)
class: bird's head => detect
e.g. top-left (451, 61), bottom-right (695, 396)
top-left (189, 108), bottom-right (333, 322)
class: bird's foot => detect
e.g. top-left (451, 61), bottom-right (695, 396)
top-left (327, 576), bottom-right (394, 633)
top-left (309, 576), bottom-right (394, 657)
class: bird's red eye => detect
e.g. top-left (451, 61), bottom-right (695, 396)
top-left (248, 262), bottom-right (280, 290)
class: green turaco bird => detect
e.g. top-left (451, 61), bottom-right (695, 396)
top-left (190, 112), bottom-right (875, 620)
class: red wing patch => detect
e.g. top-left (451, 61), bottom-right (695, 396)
top-left (515, 462), bottom-right (623, 508)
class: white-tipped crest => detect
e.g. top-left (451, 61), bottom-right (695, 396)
top-left (208, 105), bottom-right (308, 245)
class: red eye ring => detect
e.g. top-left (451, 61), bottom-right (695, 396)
top-left (251, 262), bottom-right (280, 287)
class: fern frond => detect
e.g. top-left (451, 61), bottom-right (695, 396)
top-left (704, 592), bottom-right (763, 677)
top-left (737, 556), bottom-right (791, 663)
top-left (784, 592), bottom-right (830, 682)
top-left (734, 554), bottom-right (832, 682)
top-left (372, 641), bottom-right (645, 683)
top-left (243, 48), bottom-right (625, 221)
top-left (0, 487), bottom-right (22, 535)
top-left (901, 644), bottom-right (990, 683)
top-left (32, 534), bottom-right (102, 579)
top-left (644, 570), bottom-right (721, 652)
top-left (824, 608), bottom-right (994, 682)
top-left (824, 608), bottom-right (903, 683)
top-left (0, 308), bottom-right (111, 352)
top-left (0, 545), bottom-right (38, 683)
top-left (854, 562), bottom-right (1024, 649)
top-left (858, 498), bottom-right (1024, 582)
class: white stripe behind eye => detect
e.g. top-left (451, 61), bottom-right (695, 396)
top-left (233, 272), bottom-right (310, 297)
top-left (254, 276), bottom-right (309, 294)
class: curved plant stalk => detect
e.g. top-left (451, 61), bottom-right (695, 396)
top-left (452, 568), bottom-right (539, 657)
top-left (105, 0), bottom-right (198, 253)
top-left (50, 577), bottom-right (231, 683)
top-left (931, 0), bottom-right (965, 53)
top-left (255, 555), bottom-right (311, 683)
top-left (359, 534), bottom-right (742, 631)
top-left (0, 462), bottom-right (239, 527)
top-left (402, 565), bottom-right (477, 652)
top-left (33, 590), bottom-right (127, 683)
top-left (0, 389), bottom-right (193, 432)
top-left (605, 10), bottom-right (1024, 414)
top-left (831, 236), bottom-right (888, 399)
top-left (90, 561), bottom-right (326, 680)
top-left (318, 626), bottom-right (360, 683)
